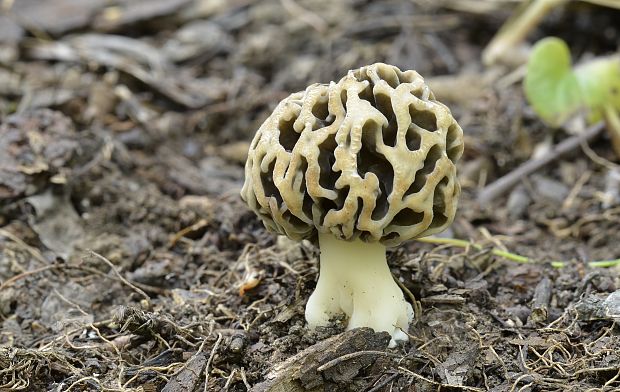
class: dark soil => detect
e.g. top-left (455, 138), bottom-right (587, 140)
top-left (1, 1), bottom-right (620, 391)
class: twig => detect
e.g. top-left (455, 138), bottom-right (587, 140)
top-left (280, 0), bottom-right (328, 33)
top-left (316, 350), bottom-right (399, 372)
top-left (477, 122), bottom-right (605, 204)
top-left (169, 218), bottom-right (209, 247)
top-left (52, 288), bottom-right (90, 316)
top-left (0, 265), bottom-right (58, 291)
top-left (64, 376), bottom-right (114, 392)
top-left (529, 277), bottom-right (552, 324)
top-left (89, 251), bottom-right (150, 302)
top-left (398, 366), bottom-right (485, 392)
top-left (223, 368), bottom-right (238, 391)
top-left (367, 372), bottom-right (400, 392)
top-left (574, 366), bottom-right (620, 376)
top-left (562, 170), bottom-right (592, 210)
top-left (204, 333), bottom-right (223, 392)
top-left (0, 228), bottom-right (49, 266)
top-left (580, 136), bottom-right (620, 171)
top-left (238, 369), bottom-right (251, 390)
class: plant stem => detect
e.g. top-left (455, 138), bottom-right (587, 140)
top-left (417, 236), bottom-right (620, 268)
top-left (305, 233), bottom-right (413, 345)
top-left (604, 105), bottom-right (620, 159)
top-left (482, 0), bottom-right (568, 65)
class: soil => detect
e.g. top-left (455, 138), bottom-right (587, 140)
top-left (1, 1), bottom-right (620, 391)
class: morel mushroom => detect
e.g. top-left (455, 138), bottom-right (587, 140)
top-left (241, 63), bottom-right (464, 344)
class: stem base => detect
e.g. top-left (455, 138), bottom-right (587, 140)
top-left (305, 233), bottom-right (414, 346)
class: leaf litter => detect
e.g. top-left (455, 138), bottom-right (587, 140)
top-left (1, 1), bottom-right (620, 391)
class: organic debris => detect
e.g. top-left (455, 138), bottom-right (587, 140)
top-left (1, 1), bottom-right (620, 391)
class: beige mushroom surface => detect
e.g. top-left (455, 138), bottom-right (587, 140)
top-left (241, 63), bottom-right (464, 247)
top-left (241, 63), bottom-right (464, 345)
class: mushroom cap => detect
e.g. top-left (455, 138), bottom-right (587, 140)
top-left (241, 63), bottom-right (464, 246)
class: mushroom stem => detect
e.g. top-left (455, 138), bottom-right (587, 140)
top-left (305, 233), bottom-right (413, 346)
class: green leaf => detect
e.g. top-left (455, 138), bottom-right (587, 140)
top-left (524, 37), bottom-right (620, 127)
top-left (575, 57), bottom-right (620, 122)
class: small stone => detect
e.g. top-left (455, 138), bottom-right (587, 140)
top-left (507, 185), bottom-right (531, 219)
top-left (531, 175), bottom-right (569, 202)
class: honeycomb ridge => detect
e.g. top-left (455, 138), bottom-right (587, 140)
top-left (241, 63), bottom-right (464, 246)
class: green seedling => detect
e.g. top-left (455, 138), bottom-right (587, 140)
top-left (418, 236), bottom-right (620, 269)
top-left (524, 37), bottom-right (620, 154)
top-left (524, 37), bottom-right (620, 126)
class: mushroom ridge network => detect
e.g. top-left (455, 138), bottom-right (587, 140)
top-left (242, 63), bottom-right (464, 246)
